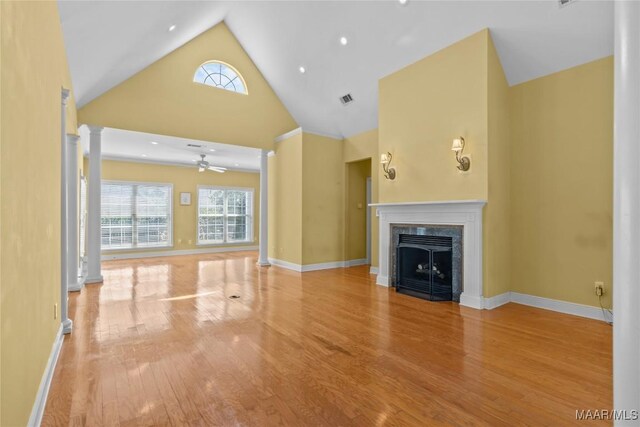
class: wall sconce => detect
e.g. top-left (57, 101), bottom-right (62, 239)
top-left (451, 137), bottom-right (470, 171)
top-left (380, 152), bottom-right (396, 180)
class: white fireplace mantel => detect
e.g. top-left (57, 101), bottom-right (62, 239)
top-left (371, 199), bottom-right (487, 309)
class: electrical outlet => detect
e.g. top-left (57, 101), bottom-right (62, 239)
top-left (54, 303), bottom-right (58, 319)
top-left (595, 281), bottom-right (605, 297)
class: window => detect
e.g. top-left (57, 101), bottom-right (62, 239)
top-left (193, 61), bottom-right (247, 94)
top-left (198, 186), bottom-right (253, 245)
top-left (101, 181), bottom-right (172, 250)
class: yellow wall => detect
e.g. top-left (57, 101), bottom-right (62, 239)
top-left (378, 30), bottom-right (489, 204)
top-left (302, 133), bottom-right (344, 264)
top-left (100, 160), bottom-right (260, 256)
top-left (509, 56), bottom-right (613, 307)
top-left (268, 132), bottom-right (303, 264)
top-left (345, 159), bottom-right (371, 261)
top-left (484, 35), bottom-right (511, 297)
top-left (79, 22), bottom-right (297, 150)
top-left (343, 129), bottom-right (379, 267)
top-left (0, 2), bottom-right (78, 425)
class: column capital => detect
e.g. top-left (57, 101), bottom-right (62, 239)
top-left (66, 133), bottom-right (80, 145)
top-left (87, 125), bottom-right (104, 135)
top-left (61, 88), bottom-right (70, 105)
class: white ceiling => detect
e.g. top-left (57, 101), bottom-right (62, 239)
top-left (80, 126), bottom-right (261, 172)
top-left (60, 0), bottom-right (613, 139)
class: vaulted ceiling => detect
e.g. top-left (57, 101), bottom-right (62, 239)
top-left (59, 0), bottom-right (613, 139)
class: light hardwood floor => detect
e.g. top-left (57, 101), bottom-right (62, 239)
top-left (43, 251), bottom-right (612, 426)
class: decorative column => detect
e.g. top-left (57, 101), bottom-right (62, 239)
top-left (66, 133), bottom-right (83, 292)
top-left (85, 126), bottom-right (104, 284)
top-left (257, 149), bottom-right (270, 266)
top-left (60, 89), bottom-right (73, 334)
top-left (613, 0), bottom-right (640, 419)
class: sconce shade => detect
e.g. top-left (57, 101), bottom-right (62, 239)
top-left (380, 152), bottom-right (390, 164)
top-left (451, 137), bottom-right (465, 152)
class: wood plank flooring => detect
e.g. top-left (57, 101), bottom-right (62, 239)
top-left (42, 251), bottom-right (612, 426)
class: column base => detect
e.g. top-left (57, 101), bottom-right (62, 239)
top-left (68, 278), bottom-right (85, 292)
top-left (84, 275), bottom-right (103, 284)
top-left (257, 260), bottom-right (271, 267)
top-left (62, 318), bottom-right (73, 335)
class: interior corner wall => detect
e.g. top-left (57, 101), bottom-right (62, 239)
top-left (509, 56), bottom-right (613, 308)
top-left (301, 133), bottom-right (344, 265)
top-left (0, 1), bottom-right (79, 425)
top-left (78, 22), bottom-right (297, 150)
top-left (343, 128), bottom-right (379, 267)
top-left (483, 33), bottom-right (511, 298)
top-left (99, 160), bottom-right (260, 257)
top-left (268, 132), bottom-right (303, 264)
top-left (378, 29), bottom-right (489, 205)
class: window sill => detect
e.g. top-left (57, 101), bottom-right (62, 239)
top-left (102, 245), bottom-right (174, 253)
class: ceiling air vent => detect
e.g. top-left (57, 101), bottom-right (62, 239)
top-left (187, 143), bottom-right (203, 148)
top-left (339, 93), bottom-right (354, 105)
top-left (558, 0), bottom-right (577, 8)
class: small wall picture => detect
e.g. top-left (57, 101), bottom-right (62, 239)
top-left (180, 192), bottom-right (191, 206)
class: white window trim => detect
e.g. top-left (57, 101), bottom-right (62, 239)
top-left (101, 180), bottom-right (174, 252)
top-left (196, 185), bottom-right (255, 246)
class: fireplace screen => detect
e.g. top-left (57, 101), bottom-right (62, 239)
top-left (396, 234), bottom-right (453, 301)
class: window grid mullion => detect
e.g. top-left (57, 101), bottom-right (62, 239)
top-left (132, 184), bottom-right (138, 248)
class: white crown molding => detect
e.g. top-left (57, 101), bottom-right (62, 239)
top-left (97, 155), bottom-right (260, 174)
top-left (28, 324), bottom-right (64, 427)
top-left (302, 129), bottom-right (344, 141)
top-left (102, 245), bottom-right (259, 261)
top-left (273, 127), bottom-right (344, 143)
top-left (274, 127), bottom-right (302, 143)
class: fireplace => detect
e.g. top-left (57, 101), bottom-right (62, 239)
top-left (391, 224), bottom-right (463, 302)
top-left (396, 234), bottom-right (454, 301)
top-left (372, 200), bottom-right (485, 308)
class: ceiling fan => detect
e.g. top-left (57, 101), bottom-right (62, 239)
top-left (196, 154), bottom-right (227, 173)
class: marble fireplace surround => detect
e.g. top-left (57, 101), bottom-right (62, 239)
top-left (370, 200), bottom-right (487, 309)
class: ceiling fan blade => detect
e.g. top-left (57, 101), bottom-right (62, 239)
top-left (208, 166), bottom-right (226, 173)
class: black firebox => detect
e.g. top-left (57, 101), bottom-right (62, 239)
top-left (396, 234), bottom-right (453, 301)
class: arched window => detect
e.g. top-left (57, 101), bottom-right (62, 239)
top-left (193, 61), bottom-right (247, 94)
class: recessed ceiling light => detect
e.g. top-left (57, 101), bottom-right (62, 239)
top-left (141, 154), bottom-right (147, 157)
top-left (168, 25), bottom-right (176, 32)
top-left (340, 36), bottom-right (348, 46)
top-left (209, 148), bottom-right (216, 152)
top-left (299, 66), bottom-right (306, 74)
top-left (150, 141), bottom-right (158, 145)
top-left (398, 0), bottom-right (408, 5)
top-left (234, 163), bottom-right (240, 167)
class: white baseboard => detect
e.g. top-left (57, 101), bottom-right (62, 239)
top-left (483, 292), bottom-right (512, 309)
top-left (268, 258), bottom-right (370, 273)
top-left (102, 245), bottom-right (259, 261)
top-left (509, 292), bottom-right (611, 322)
top-left (268, 258), bottom-right (303, 272)
top-left (369, 266), bottom-right (379, 275)
top-left (376, 275), bottom-right (389, 287)
top-left (28, 324), bottom-right (64, 427)
top-left (345, 258), bottom-right (368, 267)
